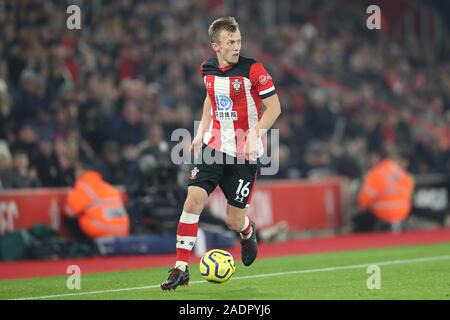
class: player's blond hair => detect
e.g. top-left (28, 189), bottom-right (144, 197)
top-left (208, 16), bottom-right (239, 44)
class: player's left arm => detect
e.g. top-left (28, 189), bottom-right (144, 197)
top-left (254, 94), bottom-right (281, 137)
top-left (245, 62), bottom-right (281, 160)
top-left (249, 62), bottom-right (281, 137)
top-left (245, 94), bottom-right (281, 160)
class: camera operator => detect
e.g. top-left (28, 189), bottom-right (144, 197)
top-left (126, 125), bottom-right (183, 234)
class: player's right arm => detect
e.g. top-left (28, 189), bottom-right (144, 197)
top-left (190, 94), bottom-right (212, 156)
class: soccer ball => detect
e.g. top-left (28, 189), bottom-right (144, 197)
top-left (200, 249), bottom-right (236, 283)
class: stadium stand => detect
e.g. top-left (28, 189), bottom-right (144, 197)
top-left (0, 1), bottom-right (449, 243)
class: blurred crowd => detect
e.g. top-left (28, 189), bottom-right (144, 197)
top-left (1, 0), bottom-right (450, 190)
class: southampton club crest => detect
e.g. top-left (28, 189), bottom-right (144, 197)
top-left (232, 79), bottom-right (242, 93)
top-left (190, 167), bottom-right (199, 180)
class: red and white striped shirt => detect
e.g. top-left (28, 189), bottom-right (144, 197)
top-left (201, 56), bottom-right (276, 159)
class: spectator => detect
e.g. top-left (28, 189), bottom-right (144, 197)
top-left (0, 78), bottom-right (12, 140)
top-left (0, 140), bottom-right (17, 189)
top-left (99, 141), bottom-right (126, 185)
top-left (54, 139), bottom-right (77, 186)
top-left (0, 0), bottom-right (448, 191)
top-left (11, 69), bottom-right (46, 122)
top-left (33, 138), bottom-right (65, 187)
top-left (111, 100), bottom-right (147, 146)
top-left (10, 124), bottom-right (38, 160)
top-left (11, 150), bottom-right (41, 188)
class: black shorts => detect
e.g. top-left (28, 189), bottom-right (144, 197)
top-left (187, 145), bottom-right (259, 209)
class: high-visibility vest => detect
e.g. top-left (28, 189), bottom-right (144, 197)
top-left (358, 159), bottom-right (414, 223)
top-left (65, 171), bottom-right (130, 239)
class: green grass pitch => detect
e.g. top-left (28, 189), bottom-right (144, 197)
top-left (1, 242), bottom-right (450, 300)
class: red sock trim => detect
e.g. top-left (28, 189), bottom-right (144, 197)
top-left (176, 248), bottom-right (192, 263)
top-left (241, 219), bottom-right (252, 235)
top-left (177, 222), bottom-right (198, 237)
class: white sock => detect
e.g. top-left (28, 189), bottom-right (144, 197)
top-left (239, 216), bottom-right (253, 239)
top-left (193, 228), bottom-right (207, 257)
top-left (175, 261), bottom-right (188, 272)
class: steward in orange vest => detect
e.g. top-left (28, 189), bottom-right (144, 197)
top-left (353, 152), bottom-right (414, 232)
top-left (65, 162), bottom-right (130, 240)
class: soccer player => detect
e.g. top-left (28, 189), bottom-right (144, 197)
top-left (161, 16), bottom-right (281, 290)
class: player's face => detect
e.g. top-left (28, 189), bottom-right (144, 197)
top-left (213, 29), bottom-right (241, 66)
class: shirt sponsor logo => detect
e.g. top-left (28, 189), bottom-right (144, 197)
top-left (215, 94), bottom-right (237, 121)
top-left (215, 94), bottom-right (233, 111)
top-left (215, 111), bottom-right (238, 121)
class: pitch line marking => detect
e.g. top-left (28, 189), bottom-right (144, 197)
top-left (9, 254), bottom-right (450, 300)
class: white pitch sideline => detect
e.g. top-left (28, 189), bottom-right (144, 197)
top-left (9, 254), bottom-right (450, 300)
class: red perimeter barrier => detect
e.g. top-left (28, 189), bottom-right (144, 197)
top-left (208, 179), bottom-right (343, 230)
top-left (0, 179), bottom-right (344, 235)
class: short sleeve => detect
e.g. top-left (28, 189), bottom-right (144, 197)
top-left (249, 62), bottom-right (276, 99)
top-left (200, 63), bottom-right (204, 78)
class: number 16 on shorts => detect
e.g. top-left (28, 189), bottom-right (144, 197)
top-left (235, 179), bottom-right (251, 204)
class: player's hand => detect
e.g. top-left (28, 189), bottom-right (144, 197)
top-left (245, 129), bottom-right (258, 162)
top-left (190, 134), bottom-right (203, 158)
